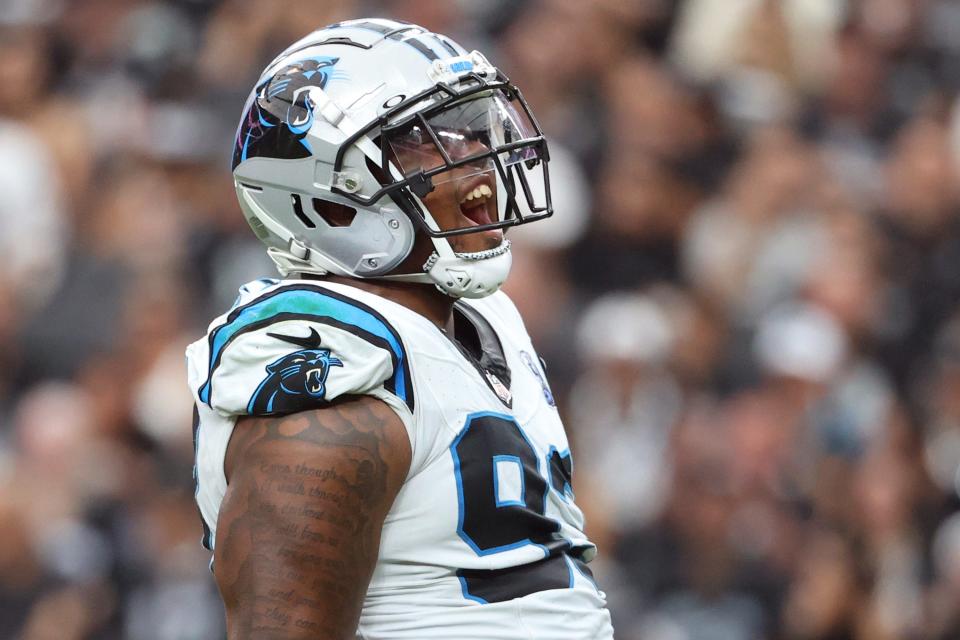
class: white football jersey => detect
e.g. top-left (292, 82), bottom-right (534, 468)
top-left (185, 279), bottom-right (614, 639)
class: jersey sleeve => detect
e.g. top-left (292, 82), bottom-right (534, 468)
top-left (186, 284), bottom-right (415, 420)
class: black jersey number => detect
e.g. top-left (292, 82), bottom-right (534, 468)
top-left (450, 412), bottom-right (574, 603)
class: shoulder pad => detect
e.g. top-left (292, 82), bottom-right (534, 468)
top-left (190, 284), bottom-right (414, 416)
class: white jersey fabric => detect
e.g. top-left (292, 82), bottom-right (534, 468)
top-left (185, 278), bottom-right (614, 639)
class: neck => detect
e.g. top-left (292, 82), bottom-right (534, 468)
top-left (315, 274), bottom-right (457, 333)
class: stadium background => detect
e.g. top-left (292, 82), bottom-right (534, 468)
top-left (2, 0), bottom-right (960, 638)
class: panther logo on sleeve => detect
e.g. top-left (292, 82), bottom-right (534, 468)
top-left (247, 328), bottom-right (344, 415)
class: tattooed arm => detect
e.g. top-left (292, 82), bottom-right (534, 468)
top-left (214, 395), bottom-right (412, 640)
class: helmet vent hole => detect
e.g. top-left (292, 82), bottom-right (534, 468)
top-left (313, 198), bottom-right (357, 227)
top-left (291, 194), bottom-right (316, 228)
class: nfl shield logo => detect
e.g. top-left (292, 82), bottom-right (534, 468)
top-left (485, 371), bottom-right (512, 405)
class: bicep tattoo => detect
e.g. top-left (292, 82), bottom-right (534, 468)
top-left (214, 395), bottom-right (411, 640)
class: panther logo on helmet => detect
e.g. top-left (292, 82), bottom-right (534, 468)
top-left (247, 328), bottom-right (344, 414)
top-left (233, 56), bottom-right (341, 169)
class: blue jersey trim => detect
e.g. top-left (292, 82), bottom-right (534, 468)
top-left (567, 554), bottom-right (599, 590)
top-left (191, 404), bottom-right (213, 552)
top-left (199, 284), bottom-right (413, 412)
top-left (458, 575), bottom-right (488, 604)
top-left (546, 445), bottom-right (575, 502)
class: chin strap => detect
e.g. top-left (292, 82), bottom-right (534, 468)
top-left (273, 226), bottom-right (513, 299)
top-left (378, 239), bottom-right (512, 298)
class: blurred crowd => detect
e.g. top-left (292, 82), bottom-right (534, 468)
top-left (1, 0), bottom-right (960, 638)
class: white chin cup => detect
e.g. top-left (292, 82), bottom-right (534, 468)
top-left (425, 240), bottom-right (513, 298)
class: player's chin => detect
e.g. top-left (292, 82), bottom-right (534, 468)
top-left (449, 226), bottom-right (504, 254)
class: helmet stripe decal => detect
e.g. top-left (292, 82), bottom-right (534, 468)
top-left (397, 36), bottom-right (439, 61)
top-left (328, 20), bottom-right (444, 60)
top-left (332, 19), bottom-right (398, 34)
top-left (434, 35), bottom-right (460, 56)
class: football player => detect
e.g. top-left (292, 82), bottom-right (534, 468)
top-left (186, 18), bottom-right (614, 639)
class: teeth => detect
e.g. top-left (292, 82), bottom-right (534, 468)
top-left (461, 184), bottom-right (493, 204)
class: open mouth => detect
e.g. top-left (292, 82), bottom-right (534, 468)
top-left (458, 175), bottom-right (495, 226)
top-left (306, 368), bottom-right (323, 394)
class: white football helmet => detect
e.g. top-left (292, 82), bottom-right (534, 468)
top-left (232, 18), bottom-right (553, 298)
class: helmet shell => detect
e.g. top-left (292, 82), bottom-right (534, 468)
top-left (232, 19), bottom-right (470, 277)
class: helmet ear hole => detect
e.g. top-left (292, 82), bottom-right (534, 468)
top-left (312, 199), bottom-right (357, 227)
top-left (291, 194), bottom-right (316, 228)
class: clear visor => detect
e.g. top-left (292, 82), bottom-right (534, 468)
top-left (385, 89), bottom-right (539, 185)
